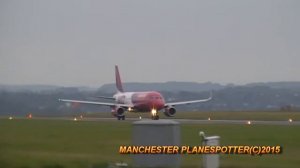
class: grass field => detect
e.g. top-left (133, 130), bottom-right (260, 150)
top-left (1, 112), bottom-right (300, 168)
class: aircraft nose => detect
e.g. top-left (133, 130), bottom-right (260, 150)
top-left (152, 99), bottom-right (165, 109)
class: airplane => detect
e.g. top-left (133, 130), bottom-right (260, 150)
top-left (59, 65), bottom-right (212, 120)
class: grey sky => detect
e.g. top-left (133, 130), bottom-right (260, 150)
top-left (1, 0), bottom-right (299, 87)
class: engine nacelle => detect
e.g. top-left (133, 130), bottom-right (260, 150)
top-left (112, 107), bottom-right (125, 117)
top-left (164, 107), bottom-right (176, 117)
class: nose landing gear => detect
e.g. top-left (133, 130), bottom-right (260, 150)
top-left (151, 109), bottom-right (159, 120)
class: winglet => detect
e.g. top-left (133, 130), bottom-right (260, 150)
top-left (209, 90), bottom-right (213, 100)
top-left (115, 65), bottom-right (124, 92)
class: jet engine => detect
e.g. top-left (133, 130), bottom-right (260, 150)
top-left (112, 106), bottom-right (125, 117)
top-left (164, 107), bottom-right (176, 117)
top-left (116, 107), bottom-right (125, 116)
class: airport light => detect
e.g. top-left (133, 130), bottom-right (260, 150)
top-left (74, 117), bottom-right (78, 121)
top-left (9, 116), bottom-right (13, 120)
top-left (289, 118), bottom-right (293, 122)
top-left (115, 162), bottom-right (128, 167)
top-left (247, 121), bottom-right (251, 125)
top-left (139, 116), bottom-right (142, 120)
top-left (208, 117), bottom-right (211, 121)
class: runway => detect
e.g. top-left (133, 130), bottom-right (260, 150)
top-left (71, 117), bottom-right (300, 125)
top-left (175, 118), bottom-right (300, 125)
top-left (3, 116), bottom-right (300, 125)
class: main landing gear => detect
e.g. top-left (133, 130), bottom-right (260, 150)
top-left (152, 115), bottom-right (159, 120)
top-left (117, 115), bottom-right (125, 120)
top-left (151, 109), bottom-right (159, 120)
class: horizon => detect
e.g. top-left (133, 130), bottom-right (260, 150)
top-left (1, 80), bottom-right (300, 89)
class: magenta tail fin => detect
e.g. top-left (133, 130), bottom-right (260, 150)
top-left (115, 65), bottom-right (124, 92)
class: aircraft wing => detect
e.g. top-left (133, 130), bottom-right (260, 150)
top-left (59, 99), bottom-right (132, 108)
top-left (95, 96), bottom-right (115, 100)
top-left (165, 93), bottom-right (212, 107)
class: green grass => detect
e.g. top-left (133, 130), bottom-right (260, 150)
top-left (0, 119), bottom-right (132, 168)
top-left (0, 116), bottom-right (300, 168)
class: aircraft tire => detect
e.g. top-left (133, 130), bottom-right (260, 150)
top-left (152, 115), bottom-right (159, 120)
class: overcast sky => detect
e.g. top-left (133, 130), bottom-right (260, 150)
top-left (1, 0), bottom-right (299, 87)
